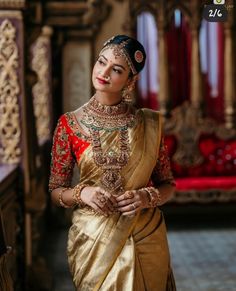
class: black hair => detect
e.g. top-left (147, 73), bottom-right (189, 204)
top-left (102, 35), bottom-right (146, 75)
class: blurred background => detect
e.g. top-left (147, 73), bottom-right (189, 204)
top-left (0, 0), bottom-right (235, 290)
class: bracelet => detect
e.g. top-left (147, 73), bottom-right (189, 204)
top-left (58, 188), bottom-right (72, 208)
top-left (72, 184), bottom-right (89, 207)
top-left (142, 187), bottom-right (161, 207)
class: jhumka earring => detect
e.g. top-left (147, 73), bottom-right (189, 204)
top-left (122, 85), bottom-right (134, 103)
top-left (122, 75), bottom-right (139, 103)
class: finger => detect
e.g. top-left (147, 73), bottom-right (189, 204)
top-left (117, 202), bottom-right (138, 213)
top-left (105, 199), bottom-right (116, 213)
top-left (116, 191), bottom-right (135, 202)
top-left (96, 188), bottom-right (116, 205)
top-left (116, 198), bottom-right (134, 207)
top-left (121, 210), bottom-right (137, 217)
top-left (107, 195), bottom-right (118, 206)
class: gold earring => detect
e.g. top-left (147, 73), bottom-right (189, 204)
top-left (122, 86), bottom-right (133, 103)
top-left (122, 79), bottom-right (136, 103)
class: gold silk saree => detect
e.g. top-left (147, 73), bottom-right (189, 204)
top-left (66, 109), bottom-right (176, 290)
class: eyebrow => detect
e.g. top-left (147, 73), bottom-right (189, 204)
top-left (99, 55), bottom-right (127, 71)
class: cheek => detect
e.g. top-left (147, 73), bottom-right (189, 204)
top-left (113, 75), bottom-right (128, 89)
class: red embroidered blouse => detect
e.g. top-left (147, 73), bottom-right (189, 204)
top-left (49, 113), bottom-right (175, 192)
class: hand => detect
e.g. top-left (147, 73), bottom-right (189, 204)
top-left (80, 186), bottom-right (117, 216)
top-left (116, 189), bottom-right (149, 216)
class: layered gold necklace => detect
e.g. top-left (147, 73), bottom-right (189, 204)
top-left (82, 96), bottom-right (136, 194)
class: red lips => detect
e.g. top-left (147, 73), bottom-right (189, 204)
top-left (96, 77), bottom-right (109, 85)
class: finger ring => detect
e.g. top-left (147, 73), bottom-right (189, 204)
top-left (97, 192), bottom-right (106, 204)
top-left (131, 203), bottom-right (136, 210)
top-left (126, 192), bottom-right (134, 199)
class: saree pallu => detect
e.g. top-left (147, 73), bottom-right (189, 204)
top-left (67, 109), bottom-right (176, 290)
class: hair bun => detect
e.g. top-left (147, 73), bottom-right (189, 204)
top-left (102, 35), bottom-right (146, 75)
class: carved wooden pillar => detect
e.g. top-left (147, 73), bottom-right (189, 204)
top-left (190, 24), bottom-right (202, 109)
top-left (224, 10), bottom-right (235, 129)
top-left (0, 3), bottom-right (26, 290)
top-left (31, 26), bottom-right (53, 144)
top-left (0, 13), bottom-right (22, 164)
top-left (186, 0), bottom-right (203, 110)
top-left (24, 19), bottom-right (53, 291)
top-left (157, 5), bottom-right (169, 117)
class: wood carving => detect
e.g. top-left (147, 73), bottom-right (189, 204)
top-left (0, 19), bottom-right (21, 164)
top-left (31, 26), bottom-right (53, 144)
top-left (164, 102), bottom-right (216, 167)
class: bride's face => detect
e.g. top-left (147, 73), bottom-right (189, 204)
top-left (92, 47), bottom-right (131, 94)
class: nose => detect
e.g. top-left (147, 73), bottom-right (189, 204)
top-left (100, 65), bottom-right (110, 79)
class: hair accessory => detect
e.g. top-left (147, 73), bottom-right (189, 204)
top-left (134, 50), bottom-right (144, 63)
top-left (103, 35), bottom-right (115, 46)
top-left (101, 35), bottom-right (146, 75)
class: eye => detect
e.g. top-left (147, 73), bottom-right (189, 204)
top-left (98, 59), bottom-right (105, 65)
top-left (113, 68), bottom-right (122, 74)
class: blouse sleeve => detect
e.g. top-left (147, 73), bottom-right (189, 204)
top-left (48, 115), bottom-right (75, 192)
top-left (150, 137), bottom-right (176, 188)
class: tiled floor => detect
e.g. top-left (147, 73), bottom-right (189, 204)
top-left (168, 229), bottom-right (236, 291)
top-left (44, 205), bottom-right (236, 291)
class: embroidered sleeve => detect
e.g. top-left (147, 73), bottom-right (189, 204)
top-left (48, 115), bottom-right (75, 192)
top-left (150, 137), bottom-right (176, 187)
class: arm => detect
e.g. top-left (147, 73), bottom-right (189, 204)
top-left (49, 115), bottom-right (75, 206)
top-left (49, 115), bottom-right (117, 214)
top-left (116, 137), bottom-right (176, 215)
top-left (149, 137), bottom-right (176, 205)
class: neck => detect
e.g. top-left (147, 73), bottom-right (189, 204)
top-left (95, 91), bottom-right (122, 106)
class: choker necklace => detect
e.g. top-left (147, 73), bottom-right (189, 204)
top-left (81, 96), bottom-right (136, 193)
top-left (81, 96), bottom-right (135, 131)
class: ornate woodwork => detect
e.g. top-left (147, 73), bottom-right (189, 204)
top-left (0, 18), bottom-right (21, 164)
top-left (172, 188), bottom-right (236, 204)
top-left (224, 6), bottom-right (236, 129)
top-left (31, 26), bottom-right (53, 144)
top-left (128, 0), bottom-right (236, 203)
top-left (0, 0), bottom-right (25, 9)
top-left (165, 102), bottom-right (216, 167)
top-left (0, 165), bottom-right (23, 290)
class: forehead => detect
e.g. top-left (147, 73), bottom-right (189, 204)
top-left (99, 47), bottom-right (129, 69)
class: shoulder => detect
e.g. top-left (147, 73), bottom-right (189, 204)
top-left (138, 108), bottom-right (162, 123)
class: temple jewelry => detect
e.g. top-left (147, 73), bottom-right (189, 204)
top-left (81, 96), bottom-right (135, 131)
top-left (125, 192), bottom-right (134, 199)
top-left (58, 187), bottom-right (71, 208)
top-left (100, 40), bottom-right (137, 75)
top-left (122, 86), bottom-right (133, 103)
top-left (141, 187), bottom-right (162, 207)
top-left (72, 184), bottom-right (89, 207)
top-left (96, 192), bottom-right (107, 205)
top-left (104, 75), bottom-right (110, 81)
top-left (81, 97), bottom-right (136, 194)
top-left (134, 50), bottom-right (144, 63)
top-left (122, 75), bottom-right (138, 103)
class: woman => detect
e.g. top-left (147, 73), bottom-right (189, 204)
top-left (49, 35), bottom-right (176, 290)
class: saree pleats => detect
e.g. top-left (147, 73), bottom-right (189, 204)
top-left (67, 109), bottom-right (176, 290)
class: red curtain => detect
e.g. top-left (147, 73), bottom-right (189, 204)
top-left (137, 13), bottom-right (225, 122)
top-left (165, 14), bottom-right (191, 108)
top-left (203, 22), bottom-right (225, 122)
top-left (136, 12), bottom-right (159, 109)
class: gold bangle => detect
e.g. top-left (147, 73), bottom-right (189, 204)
top-left (58, 188), bottom-right (71, 208)
top-left (72, 184), bottom-right (89, 207)
top-left (142, 187), bottom-right (161, 207)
